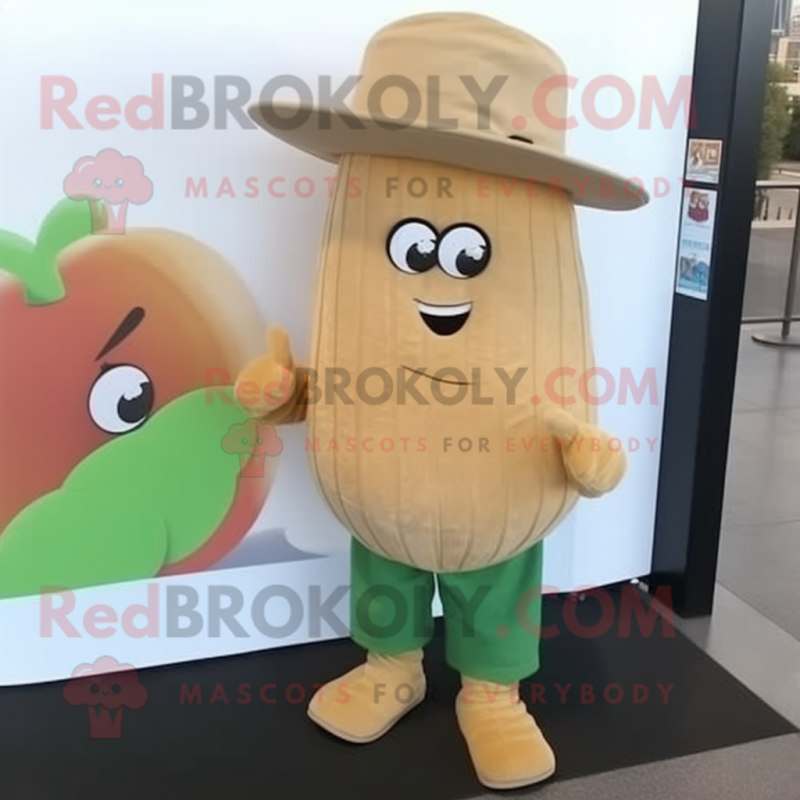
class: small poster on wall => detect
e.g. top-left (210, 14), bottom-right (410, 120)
top-left (685, 138), bottom-right (723, 185)
top-left (676, 187), bottom-right (718, 301)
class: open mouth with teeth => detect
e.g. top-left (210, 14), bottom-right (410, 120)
top-left (415, 299), bottom-right (473, 336)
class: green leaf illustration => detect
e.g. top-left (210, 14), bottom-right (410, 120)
top-left (0, 198), bottom-right (102, 305)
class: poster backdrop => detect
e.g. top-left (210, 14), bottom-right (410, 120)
top-left (0, 0), bottom-right (699, 684)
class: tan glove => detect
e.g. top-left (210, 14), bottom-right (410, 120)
top-left (543, 407), bottom-right (627, 498)
top-left (235, 326), bottom-right (306, 423)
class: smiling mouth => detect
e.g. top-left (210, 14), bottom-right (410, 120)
top-left (400, 365), bottom-right (471, 386)
top-left (415, 299), bottom-right (472, 336)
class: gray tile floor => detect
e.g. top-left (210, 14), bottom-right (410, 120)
top-left (499, 327), bottom-right (800, 799)
top-left (720, 329), bottom-right (800, 631)
top-left (743, 228), bottom-right (799, 319)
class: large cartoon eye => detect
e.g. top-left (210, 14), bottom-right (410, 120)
top-left (387, 218), bottom-right (438, 274)
top-left (438, 224), bottom-right (491, 278)
top-left (111, 684), bottom-right (122, 694)
top-left (89, 365), bottom-right (154, 434)
top-left (115, 178), bottom-right (125, 188)
top-left (92, 177), bottom-right (102, 188)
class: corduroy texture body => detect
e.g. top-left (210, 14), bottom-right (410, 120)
top-left (307, 155), bottom-right (596, 573)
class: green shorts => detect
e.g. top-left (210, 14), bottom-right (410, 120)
top-left (349, 538), bottom-right (545, 685)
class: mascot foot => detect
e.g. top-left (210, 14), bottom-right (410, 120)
top-left (308, 649), bottom-right (426, 743)
top-left (456, 676), bottom-right (556, 789)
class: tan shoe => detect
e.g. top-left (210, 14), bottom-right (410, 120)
top-left (307, 649), bottom-right (426, 743)
top-left (456, 676), bottom-right (556, 789)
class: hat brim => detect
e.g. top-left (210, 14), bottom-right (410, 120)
top-left (248, 102), bottom-right (649, 212)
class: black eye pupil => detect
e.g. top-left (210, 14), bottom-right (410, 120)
top-left (118, 379), bottom-right (154, 424)
top-left (112, 684), bottom-right (122, 694)
top-left (456, 247), bottom-right (488, 277)
top-left (90, 684), bottom-right (100, 694)
top-left (407, 244), bottom-right (437, 273)
top-left (388, 218), bottom-right (491, 278)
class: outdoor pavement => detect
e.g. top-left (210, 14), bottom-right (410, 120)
top-left (746, 162), bottom-right (800, 319)
top-left (744, 227), bottom-right (799, 319)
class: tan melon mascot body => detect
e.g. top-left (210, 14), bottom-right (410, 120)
top-left (237, 13), bottom-right (647, 790)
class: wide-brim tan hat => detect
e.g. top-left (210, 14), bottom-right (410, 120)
top-left (249, 13), bottom-right (649, 212)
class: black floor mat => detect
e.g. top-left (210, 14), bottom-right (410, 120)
top-left (0, 586), bottom-right (794, 799)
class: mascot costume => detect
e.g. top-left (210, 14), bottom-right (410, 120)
top-left (237, 12), bottom-right (647, 789)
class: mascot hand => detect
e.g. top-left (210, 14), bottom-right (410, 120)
top-left (235, 326), bottom-right (297, 421)
top-left (543, 407), bottom-right (627, 498)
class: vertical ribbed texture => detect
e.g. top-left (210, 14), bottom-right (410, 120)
top-left (310, 155), bottom-right (593, 572)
